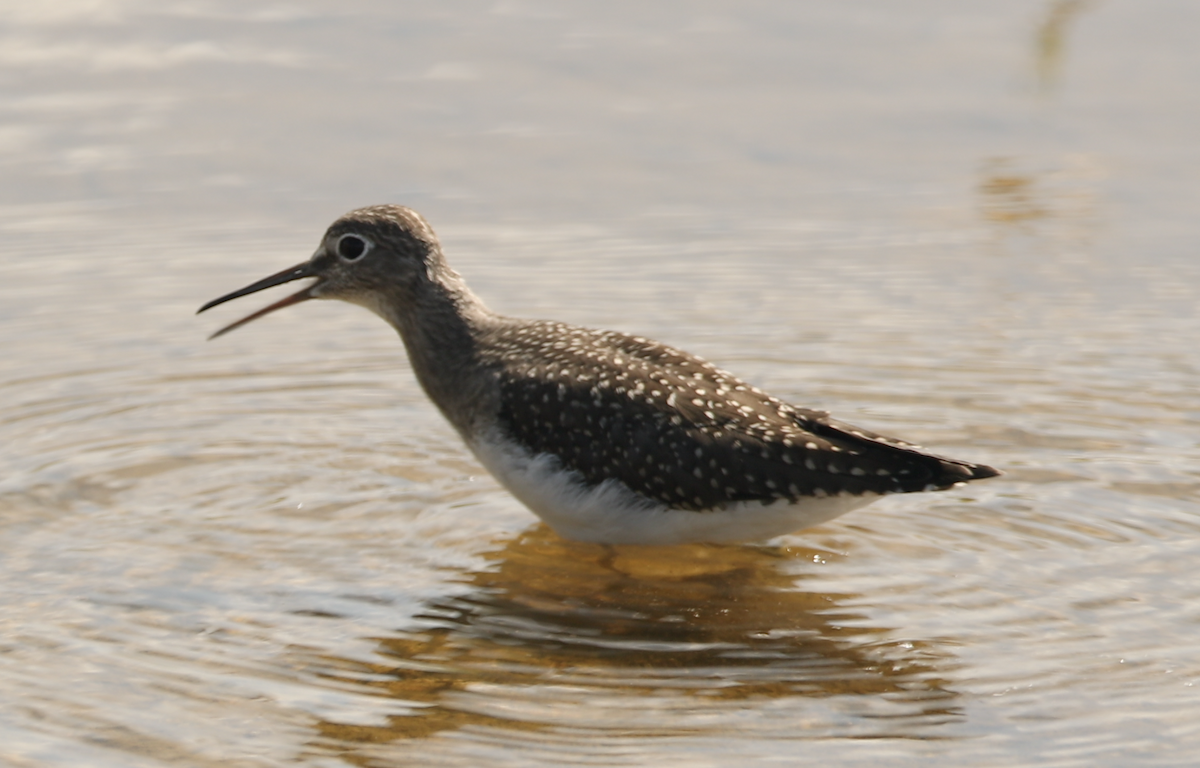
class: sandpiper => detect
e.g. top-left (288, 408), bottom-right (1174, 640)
top-left (199, 205), bottom-right (1000, 544)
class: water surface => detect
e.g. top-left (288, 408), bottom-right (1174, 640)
top-left (2, 2), bottom-right (1199, 766)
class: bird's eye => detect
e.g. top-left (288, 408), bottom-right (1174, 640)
top-left (336, 234), bottom-right (370, 261)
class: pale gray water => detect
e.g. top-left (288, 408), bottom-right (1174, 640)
top-left (2, 1), bottom-right (1199, 766)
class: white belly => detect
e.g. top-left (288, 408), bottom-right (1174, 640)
top-left (467, 430), bottom-right (878, 545)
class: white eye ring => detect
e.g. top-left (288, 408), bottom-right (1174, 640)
top-left (335, 233), bottom-right (373, 261)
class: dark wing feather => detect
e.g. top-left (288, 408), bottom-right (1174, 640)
top-left (485, 322), bottom-right (998, 511)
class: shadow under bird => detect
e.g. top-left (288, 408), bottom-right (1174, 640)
top-left (199, 205), bottom-right (1000, 545)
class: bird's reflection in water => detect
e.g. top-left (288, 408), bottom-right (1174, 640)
top-left (309, 526), bottom-right (961, 753)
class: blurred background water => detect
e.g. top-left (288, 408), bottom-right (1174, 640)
top-left (1, 1), bottom-right (1199, 766)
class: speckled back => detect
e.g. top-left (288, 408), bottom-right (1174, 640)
top-left (481, 320), bottom-right (982, 511)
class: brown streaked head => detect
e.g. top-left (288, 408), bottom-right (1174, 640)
top-left (197, 205), bottom-right (443, 339)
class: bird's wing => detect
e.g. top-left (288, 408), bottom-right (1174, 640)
top-left (487, 324), bottom-right (996, 510)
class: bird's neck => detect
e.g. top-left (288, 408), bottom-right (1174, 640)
top-left (374, 275), bottom-right (501, 438)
